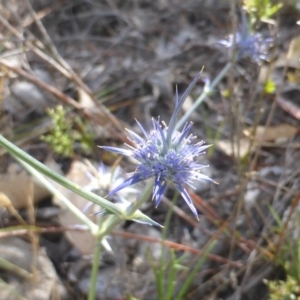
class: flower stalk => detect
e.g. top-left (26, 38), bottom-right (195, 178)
top-left (16, 158), bottom-right (98, 235)
top-left (177, 13), bottom-right (271, 130)
top-left (176, 62), bottom-right (233, 130)
top-left (0, 134), bottom-right (123, 217)
top-left (88, 179), bottom-right (154, 300)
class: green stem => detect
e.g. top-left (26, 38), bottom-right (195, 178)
top-left (125, 178), bottom-right (154, 216)
top-left (99, 179), bottom-right (154, 238)
top-left (158, 193), bottom-right (178, 300)
top-left (177, 241), bottom-right (216, 300)
top-left (176, 62), bottom-right (232, 130)
top-left (0, 256), bottom-right (32, 279)
top-left (87, 179), bottom-right (154, 300)
top-left (0, 134), bottom-right (122, 216)
top-left (88, 226), bottom-right (102, 300)
top-left (16, 158), bottom-right (98, 234)
top-left (0, 278), bottom-right (29, 300)
top-left (16, 153), bottom-right (114, 251)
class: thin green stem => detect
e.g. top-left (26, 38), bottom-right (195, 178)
top-left (17, 158), bottom-right (98, 234)
top-left (176, 62), bottom-right (232, 130)
top-left (177, 241), bottom-right (216, 300)
top-left (88, 224), bottom-right (103, 300)
top-left (167, 250), bottom-right (177, 300)
top-left (99, 179), bottom-right (154, 239)
top-left (16, 155), bottom-right (114, 251)
top-left (162, 192), bottom-right (178, 240)
top-left (125, 178), bottom-right (155, 216)
top-left (0, 278), bottom-right (29, 300)
top-left (87, 179), bottom-right (154, 300)
top-left (0, 134), bottom-right (122, 216)
top-left (0, 256), bottom-right (32, 279)
top-left (159, 193), bottom-right (178, 300)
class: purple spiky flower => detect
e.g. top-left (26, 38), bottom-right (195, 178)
top-left (219, 13), bottom-right (271, 63)
top-left (101, 74), bottom-right (215, 219)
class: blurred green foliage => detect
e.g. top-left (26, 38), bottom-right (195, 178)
top-left (266, 208), bottom-right (300, 300)
top-left (41, 105), bottom-right (94, 157)
top-left (266, 275), bottom-right (300, 300)
top-left (243, 0), bottom-right (283, 26)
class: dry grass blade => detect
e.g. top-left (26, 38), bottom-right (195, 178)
top-left (0, 59), bottom-right (127, 141)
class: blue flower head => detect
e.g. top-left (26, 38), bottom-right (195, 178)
top-left (219, 13), bottom-right (271, 63)
top-left (101, 74), bottom-right (215, 219)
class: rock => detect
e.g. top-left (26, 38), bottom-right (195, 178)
top-left (0, 237), bottom-right (68, 300)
